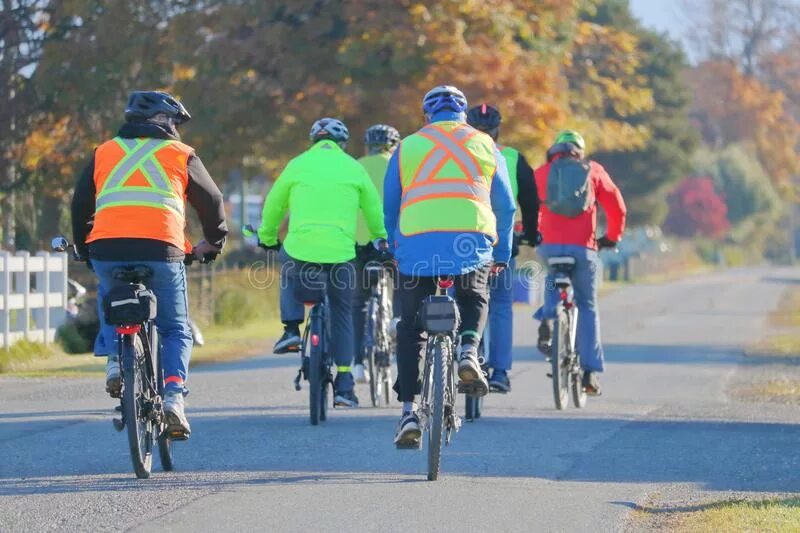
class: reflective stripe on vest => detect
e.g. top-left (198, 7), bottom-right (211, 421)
top-left (401, 125), bottom-right (490, 206)
top-left (95, 138), bottom-right (185, 217)
top-left (398, 122), bottom-right (497, 238)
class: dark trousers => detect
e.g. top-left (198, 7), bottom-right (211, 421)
top-left (394, 266), bottom-right (491, 402)
top-left (279, 249), bottom-right (357, 391)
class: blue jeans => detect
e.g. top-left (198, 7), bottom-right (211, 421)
top-left (278, 249), bottom-right (356, 393)
top-left (536, 244), bottom-right (604, 373)
top-left (488, 257), bottom-right (515, 372)
top-left (93, 260), bottom-right (193, 393)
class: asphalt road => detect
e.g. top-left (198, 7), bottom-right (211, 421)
top-left (2, 267), bottom-right (800, 532)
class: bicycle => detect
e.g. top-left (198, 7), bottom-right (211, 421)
top-left (546, 256), bottom-right (587, 410)
top-left (51, 237), bottom-right (213, 479)
top-left (361, 252), bottom-right (395, 408)
top-left (290, 267), bottom-right (335, 426)
top-left (412, 277), bottom-right (473, 481)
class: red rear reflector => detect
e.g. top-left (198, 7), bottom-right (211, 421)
top-left (560, 291), bottom-right (568, 301)
top-left (438, 279), bottom-right (454, 289)
top-left (116, 325), bottom-right (141, 335)
top-left (311, 334), bottom-right (320, 346)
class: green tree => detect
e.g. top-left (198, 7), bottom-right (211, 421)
top-left (693, 143), bottom-right (780, 226)
top-left (584, 0), bottom-right (699, 225)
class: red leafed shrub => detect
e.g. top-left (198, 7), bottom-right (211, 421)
top-left (664, 177), bottom-right (731, 240)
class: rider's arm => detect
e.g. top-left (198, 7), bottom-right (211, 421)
top-left (71, 152), bottom-right (96, 257)
top-left (358, 167), bottom-right (388, 240)
top-left (383, 150), bottom-right (402, 250)
top-left (257, 162), bottom-right (294, 246)
top-left (516, 152), bottom-right (540, 242)
top-left (186, 154), bottom-right (228, 249)
top-left (490, 148), bottom-right (516, 263)
top-left (592, 161), bottom-right (627, 242)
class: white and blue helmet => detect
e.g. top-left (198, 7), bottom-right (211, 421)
top-left (422, 85), bottom-right (468, 116)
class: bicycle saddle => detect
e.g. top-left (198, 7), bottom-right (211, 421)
top-left (112, 265), bottom-right (154, 283)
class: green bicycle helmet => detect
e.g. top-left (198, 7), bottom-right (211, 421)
top-left (553, 130), bottom-right (585, 151)
top-left (547, 130), bottom-right (586, 161)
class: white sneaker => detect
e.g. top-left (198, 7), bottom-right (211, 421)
top-left (105, 359), bottom-right (121, 398)
top-left (164, 391), bottom-right (191, 438)
top-left (353, 363), bottom-right (370, 384)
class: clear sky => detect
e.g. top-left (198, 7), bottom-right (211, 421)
top-left (630, 0), bottom-right (691, 51)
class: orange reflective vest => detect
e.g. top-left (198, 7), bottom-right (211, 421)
top-left (87, 137), bottom-right (194, 252)
top-left (398, 121), bottom-right (497, 238)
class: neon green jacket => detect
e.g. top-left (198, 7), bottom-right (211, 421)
top-left (355, 151), bottom-right (392, 244)
top-left (258, 140), bottom-right (387, 263)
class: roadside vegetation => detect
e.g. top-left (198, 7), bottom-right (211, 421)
top-left (635, 498), bottom-right (800, 532)
top-left (3, 265), bottom-right (282, 377)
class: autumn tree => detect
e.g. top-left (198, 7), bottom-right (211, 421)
top-left (0, 0), bottom-right (49, 249)
top-left (664, 177), bottom-right (731, 240)
top-left (586, 0), bottom-right (698, 224)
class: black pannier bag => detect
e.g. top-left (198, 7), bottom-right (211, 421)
top-left (420, 295), bottom-right (460, 334)
top-left (103, 283), bottom-right (157, 325)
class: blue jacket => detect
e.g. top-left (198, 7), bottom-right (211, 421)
top-left (384, 111), bottom-right (516, 276)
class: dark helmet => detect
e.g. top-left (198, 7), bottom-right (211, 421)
top-left (422, 85), bottom-right (468, 117)
top-left (467, 103), bottom-right (502, 138)
top-left (124, 91), bottom-right (191, 124)
top-left (364, 124), bottom-right (400, 150)
top-left (309, 117), bottom-right (350, 145)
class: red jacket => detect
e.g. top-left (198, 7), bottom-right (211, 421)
top-left (533, 157), bottom-right (626, 249)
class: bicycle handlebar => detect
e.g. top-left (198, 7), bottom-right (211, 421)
top-left (51, 235), bottom-right (216, 266)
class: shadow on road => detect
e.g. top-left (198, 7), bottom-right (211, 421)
top-left (3, 409), bottom-right (800, 496)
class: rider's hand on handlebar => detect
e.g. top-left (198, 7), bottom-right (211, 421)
top-left (258, 240), bottom-right (281, 253)
top-left (372, 238), bottom-right (389, 251)
top-left (520, 231), bottom-right (543, 248)
top-left (597, 235), bottom-right (617, 250)
top-left (490, 262), bottom-right (507, 276)
top-left (194, 239), bottom-right (222, 263)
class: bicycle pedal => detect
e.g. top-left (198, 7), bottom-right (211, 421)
top-left (546, 372), bottom-right (553, 378)
top-left (112, 418), bottom-right (125, 432)
top-left (457, 381), bottom-right (488, 396)
top-left (395, 440), bottom-right (422, 450)
top-left (167, 431), bottom-right (189, 441)
top-left (286, 345), bottom-right (301, 353)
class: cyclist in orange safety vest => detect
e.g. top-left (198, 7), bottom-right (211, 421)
top-left (384, 85), bottom-right (516, 447)
top-left (71, 91), bottom-right (228, 439)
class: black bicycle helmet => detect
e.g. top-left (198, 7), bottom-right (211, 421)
top-left (124, 91), bottom-right (191, 124)
top-left (309, 117), bottom-right (350, 145)
top-left (467, 103), bottom-right (502, 139)
top-left (363, 124), bottom-right (400, 150)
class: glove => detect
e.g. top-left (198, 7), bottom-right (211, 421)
top-left (258, 240), bottom-right (281, 252)
top-left (597, 236), bottom-right (617, 250)
top-left (194, 239), bottom-right (222, 263)
top-left (372, 238), bottom-right (389, 251)
top-left (490, 262), bottom-right (508, 275)
top-left (521, 232), bottom-right (543, 248)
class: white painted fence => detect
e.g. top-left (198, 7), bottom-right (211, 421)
top-left (0, 251), bottom-right (69, 348)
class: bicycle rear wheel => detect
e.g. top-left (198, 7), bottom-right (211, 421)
top-left (551, 307), bottom-right (570, 410)
top-left (307, 312), bottom-right (324, 425)
top-left (465, 395), bottom-right (481, 421)
top-left (122, 334), bottom-right (154, 478)
top-left (428, 338), bottom-right (448, 481)
top-left (151, 327), bottom-right (174, 471)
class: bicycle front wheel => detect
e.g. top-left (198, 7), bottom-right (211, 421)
top-left (551, 307), bottom-right (570, 410)
top-left (428, 338), bottom-right (448, 481)
top-left (122, 334), bottom-right (154, 478)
